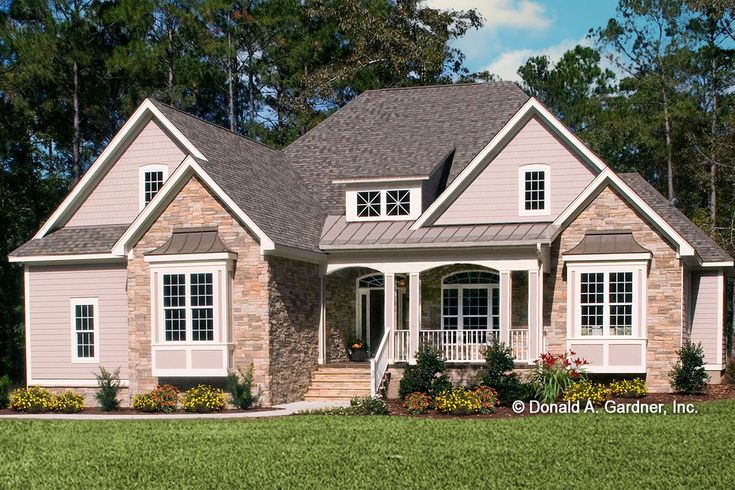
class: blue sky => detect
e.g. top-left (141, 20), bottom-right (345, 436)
top-left (425, 0), bottom-right (620, 80)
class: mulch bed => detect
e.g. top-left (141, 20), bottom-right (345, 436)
top-left (385, 384), bottom-right (735, 419)
top-left (0, 406), bottom-right (281, 416)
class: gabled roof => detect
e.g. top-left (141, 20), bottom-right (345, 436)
top-left (619, 173), bottom-right (731, 263)
top-left (284, 82), bottom-right (529, 214)
top-left (149, 101), bottom-right (326, 253)
top-left (9, 225), bottom-right (127, 259)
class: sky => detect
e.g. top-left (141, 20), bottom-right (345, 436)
top-left (424, 0), bottom-right (620, 81)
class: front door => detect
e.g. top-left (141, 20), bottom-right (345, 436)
top-left (368, 289), bottom-right (384, 354)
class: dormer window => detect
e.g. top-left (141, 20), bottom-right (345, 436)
top-left (519, 164), bottom-right (550, 215)
top-left (140, 165), bottom-right (169, 209)
top-left (357, 191), bottom-right (381, 217)
top-left (386, 190), bottom-right (410, 216)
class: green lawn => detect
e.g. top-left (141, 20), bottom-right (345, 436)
top-left (1, 401), bottom-right (734, 489)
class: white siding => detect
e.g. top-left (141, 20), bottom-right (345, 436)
top-left (67, 120), bottom-right (185, 227)
top-left (689, 270), bottom-right (723, 366)
top-left (436, 116), bottom-right (597, 225)
top-left (28, 263), bottom-right (129, 381)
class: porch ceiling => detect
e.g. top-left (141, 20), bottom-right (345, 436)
top-left (320, 215), bottom-right (557, 250)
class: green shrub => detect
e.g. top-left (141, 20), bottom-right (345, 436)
top-left (348, 396), bottom-right (388, 415)
top-left (133, 385), bottom-right (179, 413)
top-left (609, 378), bottom-right (647, 398)
top-left (49, 391), bottom-right (85, 413)
top-left (94, 367), bottom-right (122, 412)
top-left (434, 387), bottom-right (481, 415)
top-left (0, 375), bottom-right (10, 409)
top-left (9, 386), bottom-right (54, 413)
top-left (474, 386), bottom-right (499, 414)
top-left (670, 342), bottom-right (709, 394)
top-left (227, 365), bottom-right (260, 409)
top-left (398, 346), bottom-right (452, 400)
top-left (563, 379), bottom-right (610, 406)
top-left (528, 351), bottom-right (587, 403)
top-left (182, 385), bottom-right (226, 413)
top-left (480, 342), bottom-right (532, 404)
top-left (402, 392), bottom-right (431, 414)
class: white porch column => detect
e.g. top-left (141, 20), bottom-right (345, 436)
top-left (500, 271), bottom-right (511, 346)
top-left (318, 275), bottom-right (326, 364)
top-left (528, 269), bottom-right (539, 361)
top-left (384, 273), bottom-right (396, 359)
top-left (408, 272), bottom-right (420, 365)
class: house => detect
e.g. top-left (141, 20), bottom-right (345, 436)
top-left (9, 82), bottom-right (733, 405)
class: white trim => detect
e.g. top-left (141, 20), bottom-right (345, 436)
top-left (144, 252), bottom-right (237, 263)
top-left (717, 270), bottom-right (725, 366)
top-left (139, 164), bottom-right (169, 210)
top-left (24, 266), bottom-right (32, 384)
top-left (518, 164), bottom-right (550, 217)
top-left (8, 253), bottom-right (124, 264)
top-left (440, 270), bottom-right (500, 333)
top-left (333, 175), bottom-right (430, 184)
top-left (264, 244), bottom-right (326, 264)
top-left (112, 156), bottom-right (275, 256)
top-left (347, 187), bottom-right (421, 222)
top-left (412, 97), bottom-right (607, 229)
top-left (563, 253), bottom-right (652, 263)
top-left (70, 297), bottom-right (100, 364)
top-left (701, 261), bottom-right (735, 268)
top-left (704, 364), bottom-right (724, 371)
top-left (553, 169), bottom-right (696, 257)
top-left (35, 99), bottom-right (206, 239)
top-left (27, 379), bottom-right (130, 388)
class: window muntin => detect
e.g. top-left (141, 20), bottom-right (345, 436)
top-left (162, 272), bottom-right (215, 343)
top-left (524, 170), bottom-right (546, 211)
top-left (386, 190), bottom-right (410, 216)
top-left (356, 191), bottom-right (381, 217)
top-left (358, 274), bottom-right (384, 288)
top-left (74, 303), bottom-right (96, 359)
top-left (144, 170), bottom-right (165, 205)
top-left (441, 271), bottom-right (499, 333)
top-left (580, 271), bottom-right (634, 337)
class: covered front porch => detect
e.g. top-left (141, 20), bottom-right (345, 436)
top-left (317, 250), bottom-right (545, 394)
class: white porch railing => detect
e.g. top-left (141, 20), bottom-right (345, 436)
top-left (419, 330), bottom-right (500, 362)
top-left (370, 330), bottom-right (391, 396)
top-left (393, 330), bottom-right (410, 362)
top-left (510, 329), bottom-right (529, 362)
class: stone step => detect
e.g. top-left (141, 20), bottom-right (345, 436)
top-left (308, 382), bottom-right (371, 391)
top-left (311, 373), bottom-right (371, 382)
top-left (304, 394), bottom-right (364, 401)
top-left (304, 389), bottom-right (372, 398)
top-left (315, 367), bottom-right (370, 375)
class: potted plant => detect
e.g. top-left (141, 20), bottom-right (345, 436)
top-left (349, 339), bottom-right (369, 362)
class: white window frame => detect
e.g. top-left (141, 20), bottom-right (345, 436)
top-left (70, 297), bottom-right (100, 363)
top-left (518, 164), bottom-right (550, 216)
top-left (567, 262), bottom-right (647, 340)
top-left (148, 261), bottom-right (231, 346)
top-left (139, 164), bottom-right (169, 210)
top-left (346, 187), bottom-right (422, 221)
top-left (440, 271), bottom-right (500, 333)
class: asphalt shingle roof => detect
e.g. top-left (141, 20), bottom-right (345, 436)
top-left (283, 82), bottom-right (529, 214)
top-left (619, 173), bottom-right (731, 262)
top-left (9, 225), bottom-right (128, 257)
top-left (151, 100), bottom-right (326, 253)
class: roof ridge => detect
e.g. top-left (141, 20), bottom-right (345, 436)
top-left (149, 98), bottom-right (281, 154)
top-left (362, 81), bottom-right (521, 94)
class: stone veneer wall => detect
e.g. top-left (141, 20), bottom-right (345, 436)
top-left (543, 186), bottom-right (683, 391)
top-left (127, 176), bottom-right (272, 403)
top-left (324, 267), bottom-right (375, 362)
top-left (267, 256), bottom-right (321, 404)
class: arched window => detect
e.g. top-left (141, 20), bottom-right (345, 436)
top-left (442, 271), bottom-right (499, 333)
top-left (358, 274), bottom-right (384, 289)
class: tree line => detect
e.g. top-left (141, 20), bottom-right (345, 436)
top-left (1, 0), bottom-right (734, 381)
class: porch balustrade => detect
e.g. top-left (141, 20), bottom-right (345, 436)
top-left (392, 328), bottom-right (531, 363)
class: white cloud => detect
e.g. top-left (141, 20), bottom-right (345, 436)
top-left (424, 0), bottom-right (551, 30)
top-left (483, 37), bottom-right (590, 81)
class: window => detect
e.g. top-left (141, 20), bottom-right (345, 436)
top-left (139, 165), bottom-right (168, 209)
top-left (162, 272), bottom-right (215, 342)
top-left (579, 271), bottom-right (634, 336)
top-left (441, 271), bottom-right (500, 334)
top-left (519, 165), bottom-right (549, 215)
top-left (71, 298), bottom-right (99, 362)
top-left (356, 191), bottom-right (381, 217)
top-left (386, 190), bottom-right (410, 216)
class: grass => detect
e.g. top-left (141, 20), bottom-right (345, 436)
top-left (2, 401), bottom-right (735, 489)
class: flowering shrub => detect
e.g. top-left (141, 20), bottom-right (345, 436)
top-left (182, 385), bottom-right (226, 413)
top-left (609, 378), bottom-right (647, 398)
top-left (474, 386), bottom-right (499, 414)
top-left (563, 380), bottom-right (610, 406)
top-left (398, 346), bottom-right (451, 399)
top-left (528, 351), bottom-right (587, 403)
top-left (10, 386), bottom-right (54, 413)
top-left (349, 396), bottom-right (388, 415)
top-left (402, 392), bottom-right (431, 414)
top-left (133, 385), bottom-right (179, 413)
top-left (49, 391), bottom-right (85, 413)
top-left (434, 387), bottom-right (481, 415)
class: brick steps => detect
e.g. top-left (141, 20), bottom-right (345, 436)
top-left (304, 363), bottom-right (372, 401)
